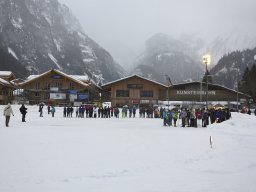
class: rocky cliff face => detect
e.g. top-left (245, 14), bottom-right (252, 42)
top-left (0, 0), bottom-right (126, 82)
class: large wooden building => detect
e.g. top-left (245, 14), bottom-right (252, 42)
top-left (102, 75), bottom-right (251, 108)
top-left (101, 75), bottom-right (167, 107)
top-left (19, 69), bottom-right (100, 105)
top-left (169, 82), bottom-right (250, 103)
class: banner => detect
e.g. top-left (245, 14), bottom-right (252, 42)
top-left (50, 93), bottom-right (66, 100)
top-left (78, 93), bottom-right (89, 101)
top-left (69, 94), bottom-right (77, 102)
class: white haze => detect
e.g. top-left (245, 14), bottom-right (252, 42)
top-left (59, 0), bottom-right (256, 69)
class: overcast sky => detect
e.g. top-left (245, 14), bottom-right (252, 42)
top-left (58, 0), bottom-right (256, 69)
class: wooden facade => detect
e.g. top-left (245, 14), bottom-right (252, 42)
top-left (169, 82), bottom-right (251, 103)
top-left (102, 76), bottom-right (251, 108)
top-left (101, 75), bottom-right (167, 107)
top-left (0, 78), bottom-right (15, 105)
top-left (19, 69), bottom-right (100, 105)
top-left (0, 71), bottom-right (16, 104)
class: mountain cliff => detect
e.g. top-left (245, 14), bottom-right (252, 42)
top-left (0, 0), bottom-right (126, 82)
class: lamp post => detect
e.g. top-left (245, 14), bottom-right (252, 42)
top-left (235, 81), bottom-right (239, 112)
top-left (165, 75), bottom-right (172, 110)
top-left (202, 54), bottom-right (211, 109)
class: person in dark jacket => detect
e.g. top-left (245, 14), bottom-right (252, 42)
top-left (19, 104), bottom-right (27, 122)
top-left (51, 105), bottom-right (56, 117)
top-left (39, 103), bottom-right (44, 117)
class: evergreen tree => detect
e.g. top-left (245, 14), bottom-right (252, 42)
top-left (239, 64), bottom-right (256, 102)
top-left (249, 64), bottom-right (256, 101)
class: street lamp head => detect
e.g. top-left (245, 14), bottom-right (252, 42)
top-left (202, 54), bottom-right (211, 65)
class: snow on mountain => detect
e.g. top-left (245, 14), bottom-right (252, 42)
top-left (0, 0), bottom-right (126, 82)
top-left (8, 47), bottom-right (19, 60)
top-left (48, 53), bottom-right (61, 69)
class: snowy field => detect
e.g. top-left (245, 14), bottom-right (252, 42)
top-left (0, 105), bottom-right (256, 192)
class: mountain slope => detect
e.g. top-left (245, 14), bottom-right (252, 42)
top-left (210, 47), bottom-right (256, 89)
top-left (133, 33), bottom-right (204, 84)
top-left (0, 0), bottom-right (126, 82)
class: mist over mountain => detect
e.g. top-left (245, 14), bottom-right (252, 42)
top-left (0, 0), bottom-right (126, 82)
top-left (132, 32), bottom-right (256, 86)
top-left (132, 33), bottom-right (204, 84)
top-left (204, 34), bottom-right (256, 65)
top-left (210, 47), bottom-right (256, 89)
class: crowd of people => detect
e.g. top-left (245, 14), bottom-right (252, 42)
top-left (2, 103), bottom-right (256, 127)
top-left (161, 107), bottom-right (233, 127)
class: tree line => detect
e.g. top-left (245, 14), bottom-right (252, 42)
top-left (239, 64), bottom-right (256, 103)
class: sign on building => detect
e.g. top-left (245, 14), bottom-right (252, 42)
top-left (78, 93), bottom-right (89, 101)
top-left (176, 90), bottom-right (216, 95)
top-left (69, 94), bottom-right (77, 102)
top-left (50, 87), bottom-right (59, 92)
top-left (50, 93), bottom-right (66, 100)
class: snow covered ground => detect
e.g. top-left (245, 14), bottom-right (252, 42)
top-left (0, 105), bottom-right (256, 192)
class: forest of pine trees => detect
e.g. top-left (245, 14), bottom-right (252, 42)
top-left (239, 64), bottom-right (256, 103)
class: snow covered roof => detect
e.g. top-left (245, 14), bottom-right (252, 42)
top-left (0, 71), bottom-right (13, 77)
top-left (27, 75), bottom-right (40, 80)
top-left (20, 69), bottom-right (90, 88)
top-left (102, 75), bottom-right (168, 88)
top-left (69, 75), bottom-right (89, 82)
top-left (0, 77), bottom-right (11, 86)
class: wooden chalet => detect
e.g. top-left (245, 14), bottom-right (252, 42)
top-left (19, 69), bottom-right (101, 105)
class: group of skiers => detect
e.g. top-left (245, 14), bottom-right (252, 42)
top-left (2, 103), bottom-right (256, 127)
top-left (39, 103), bottom-right (56, 117)
top-left (63, 105), bottom-right (138, 119)
top-left (162, 107), bottom-right (233, 128)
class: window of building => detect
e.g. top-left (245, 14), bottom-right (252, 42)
top-left (116, 90), bottom-right (129, 97)
top-left (8, 91), bottom-right (12, 96)
top-left (140, 90), bottom-right (153, 98)
top-left (35, 92), bottom-right (40, 97)
top-left (69, 82), bottom-right (75, 89)
top-left (127, 84), bottom-right (143, 89)
top-left (55, 81), bottom-right (62, 88)
top-left (35, 82), bottom-right (40, 90)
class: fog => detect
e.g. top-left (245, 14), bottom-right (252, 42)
top-left (59, 0), bottom-right (256, 70)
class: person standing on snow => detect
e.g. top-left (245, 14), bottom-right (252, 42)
top-left (47, 105), bottom-right (51, 114)
top-left (180, 108), bottom-right (187, 127)
top-left (132, 106), bottom-right (136, 118)
top-left (19, 104), bottom-right (27, 122)
top-left (202, 109), bottom-right (209, 127)
top-left (51, 105), bottom-right (56, 117)
top-left (162, 109), bottom-right (168, 126)
top-left (173, 109), bottom-right (178, 127)
top-left (39, 103), bottom-right (44, 117)
top-left (3, 103), bottom-right (14, 127)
